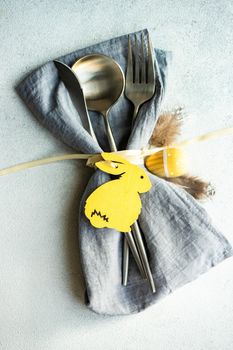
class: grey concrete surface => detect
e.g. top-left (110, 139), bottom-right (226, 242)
top-left (0, 1), bottom-right (233, 349)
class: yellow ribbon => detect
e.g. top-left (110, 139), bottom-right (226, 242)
top-left (0, 154), bottom-right (93, 176)
top-left (0, 127), bottom-right (232, 177)
top-left (176, 127), bottom-right (233, 148)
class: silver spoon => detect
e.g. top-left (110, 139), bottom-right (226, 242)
top-left (72, 54), bottom-right (123, 152)
top-left (72, 54), bottom-right (146, 285)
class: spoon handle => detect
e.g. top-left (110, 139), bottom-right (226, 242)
top-left (102, 114), bottom-right (117, 152)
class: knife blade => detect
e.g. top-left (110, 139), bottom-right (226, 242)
top-left (53, 60), bottom-right (98, 143)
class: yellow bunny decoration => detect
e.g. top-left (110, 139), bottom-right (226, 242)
top-left (84, 152), bottom-right (152, 233)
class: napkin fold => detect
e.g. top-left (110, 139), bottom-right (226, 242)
top-left (17, 29), bottom-right (233, 315)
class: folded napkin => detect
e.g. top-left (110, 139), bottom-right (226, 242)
top-left (17, 29), bottom-right (233, 315)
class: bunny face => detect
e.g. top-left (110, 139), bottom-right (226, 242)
top-left (128, 165), bottom-right (152, 193)
top-left (95, 152), bottom-right (152, 193)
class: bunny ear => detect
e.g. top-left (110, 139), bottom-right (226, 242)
top-left (101, 152), bottom-right (130, 165)
top-left (95, 160), bottom-right (124, 175)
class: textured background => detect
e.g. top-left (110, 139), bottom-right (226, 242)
top-left (0, 1), bottom-right (233, 349)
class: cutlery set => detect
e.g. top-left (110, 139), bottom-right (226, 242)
top-left (54, 34), bottom-right (157, 292)
top-left (11, 28), bottom-right (232, 316)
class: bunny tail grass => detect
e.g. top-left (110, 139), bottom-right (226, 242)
top-left (150, 110), bottom-right (183, 147)
top-left (166, 175), bottom-right (211, 200)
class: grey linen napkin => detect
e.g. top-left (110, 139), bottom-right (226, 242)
top-left (17, 29), bottom-right (233, 315)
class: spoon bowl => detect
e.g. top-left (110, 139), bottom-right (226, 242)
top-left (72, 54), bottom-right (125, 116)
top-left (72, 54), bottom-right (125, 151)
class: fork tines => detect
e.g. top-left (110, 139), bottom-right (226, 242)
top-left (125, 34), bottom-right (156, 121)
top-left (126, 33), bottom-right (155, 85)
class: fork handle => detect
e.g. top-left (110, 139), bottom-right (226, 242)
top-left (123, 231), bottom-right (146, 285)
top-left (132, 104), bottom-right (140, 121)
top-left (131, 221), bottom-right (156, 293)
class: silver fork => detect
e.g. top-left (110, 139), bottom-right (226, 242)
top-left (124, 33), bottom-right (156, 292)
top-left (126, 33), bottom-right (156, 120)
